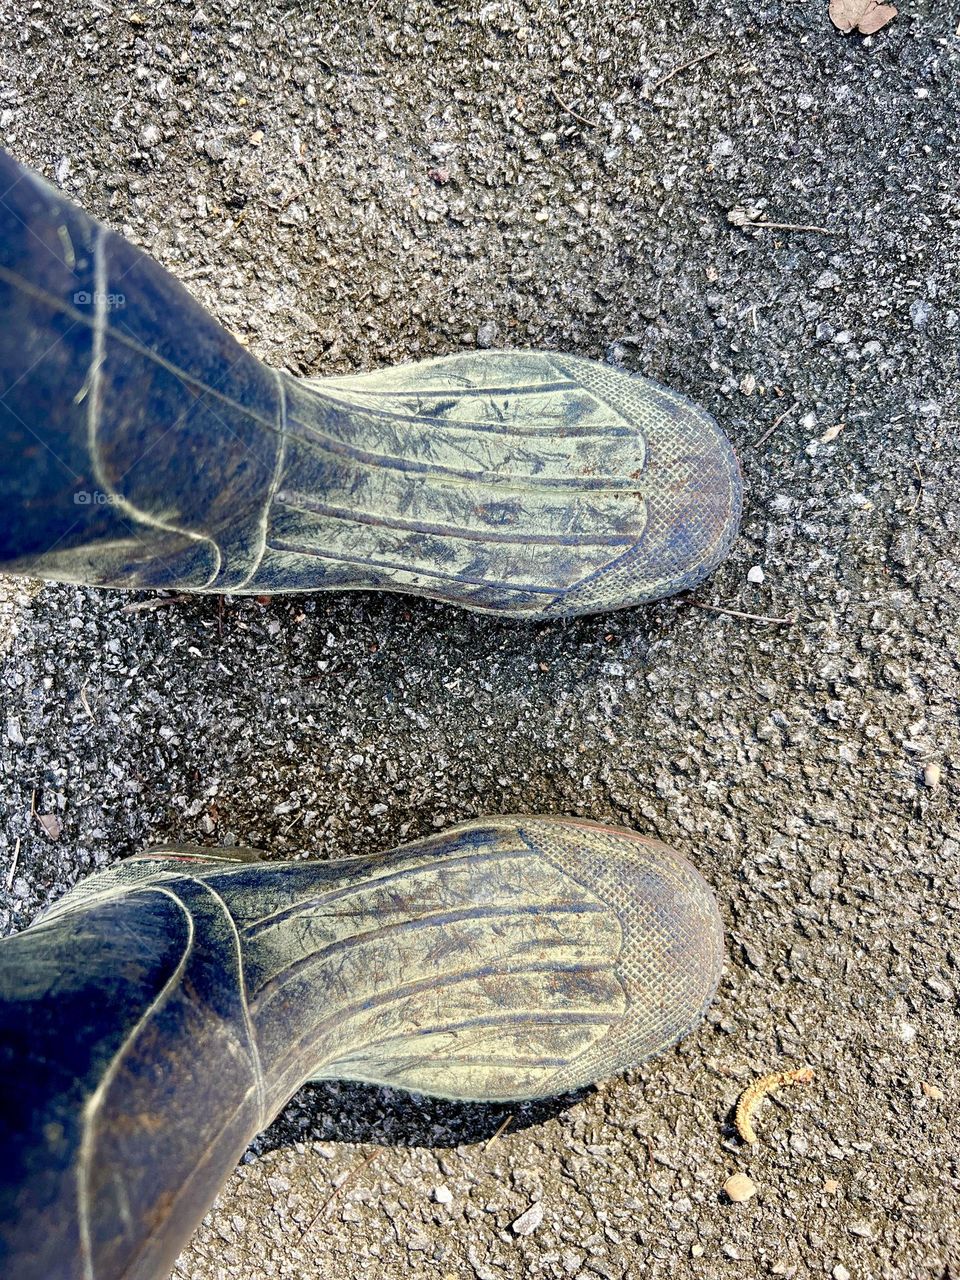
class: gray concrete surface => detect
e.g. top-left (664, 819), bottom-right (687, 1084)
top-left (1, 1), bottom-right (958, 1277)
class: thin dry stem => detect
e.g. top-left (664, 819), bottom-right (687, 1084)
top-left (691, 603), bottom-right (795, 626)
top-left (550, 87), bottom-right (598, 129)
top-left (656, 48), bottom-right (719, 88)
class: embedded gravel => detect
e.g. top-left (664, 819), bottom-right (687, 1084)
top-left (0, 2), bottom-right (958, 1278)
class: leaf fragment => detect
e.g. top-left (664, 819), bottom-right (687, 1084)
top-left (829, 0), bottom-right (898, 35)
top-left (37, 813), bottom-right (62, 840)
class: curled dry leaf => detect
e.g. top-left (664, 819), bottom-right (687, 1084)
top-left (829, 0), bottom-right (898, 35)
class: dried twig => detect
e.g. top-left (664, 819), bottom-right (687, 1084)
top-left (550, 87), bottom-right (598, 129)
top-left (483, 1113), bottom-right (514, 1151)
top-left (691, 603), bottom-right (795, 626)
top-left (301, 1149), bottom-right (380, 1241)
top-left (907, 460), bottom-right (924, 514)
top-left (754, 220), bottom-right (833, 234)
top-left (6, 837), bottom-right (20, 891)
top-left (656, 47), bottom-right (719, 88)
top-left (754, 402), bottom-right (797, 447)
top-left (120, 594), bottom-right (194, 613)
top-left (738, 218), bottom-right (834, 235)
top-left (735, 1065), bottom-right (815, 1144)
top-left (79, 680), bottom-right (95, 721)
top-left (282, 810), bottom-right (304, 836)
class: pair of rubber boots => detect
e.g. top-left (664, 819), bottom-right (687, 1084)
top-left (0, 148), bottom-right (741, 1280)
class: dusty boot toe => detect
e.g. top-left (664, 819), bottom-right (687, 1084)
top-left (297, 815), bottom-right (724, 1101)
top-left (264, 351), bottom-right (742, 617)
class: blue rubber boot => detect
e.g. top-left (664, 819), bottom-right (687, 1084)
top-left (0, 148), bottom-right (741, 617)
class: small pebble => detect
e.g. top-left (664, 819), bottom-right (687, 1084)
top-left (824, 1178), bottom-right (841, 1194)
top-left (925, 975), bottom-right (955, 1001)
top-left (723, 1173), bottom-right (757, 1203)
top-left (921, 1081), bottom-right (944, 1100)
top-left (511, 1201), bottom-right (544, 1235)
top-left (433, 1185), bottom-right (453, 1205)
top-left (833, 1266), bottom-right (851, 1280)
top-left (747, 565), bottom-right (765, 585)
top-left (910, 299), bottom-right (933, 331)
top-left (923, 762), bottom-right (941, 789)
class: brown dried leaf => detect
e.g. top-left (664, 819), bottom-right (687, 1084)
top-left (858, 4), bottom-right (898, 33)
top-left (829, 0), bottom-right (898, 34)
top-left (829, 0), bottom-right (861, 30)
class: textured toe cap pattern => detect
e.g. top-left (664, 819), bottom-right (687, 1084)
top-left (516, 817), bottom-right (724, 1096)
top-left (544, 357), bottom-right (743, 616)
